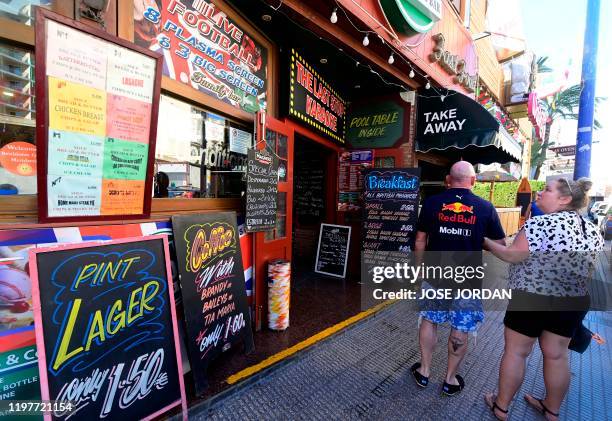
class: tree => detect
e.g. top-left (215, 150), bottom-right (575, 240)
top-left (531, 83), bottom-right (605, 179)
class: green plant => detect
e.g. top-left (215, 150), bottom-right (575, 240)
top-left (473, 181), bottom-right (545, 207)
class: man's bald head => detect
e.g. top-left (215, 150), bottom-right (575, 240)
top-left (447, 161), bottom-right (476, 189)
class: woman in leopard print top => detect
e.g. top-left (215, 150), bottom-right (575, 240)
top-left (482, 178), bottom-right (604, 420)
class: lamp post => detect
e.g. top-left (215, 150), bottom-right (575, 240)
top-left (574, 0), bottom-right (601, 179)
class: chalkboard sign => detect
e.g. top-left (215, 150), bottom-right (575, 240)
top-left (29, 236), bottom-right (187, 420)
top-left (172, 212), bottom-right (254, 396)
top-left (295, 158), bottom-right (325, 223)
top-left (315, 224), bottom-right (351, 278)
top-left (246, 149), bottom-right (278, 232)
top-left (362, 168), bottom-right (421, 253)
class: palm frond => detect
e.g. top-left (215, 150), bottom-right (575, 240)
top-left (536, 56), bottom-right (553, 73)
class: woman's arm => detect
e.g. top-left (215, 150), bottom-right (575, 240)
top-left (484, 229), bottom-right (530, 264)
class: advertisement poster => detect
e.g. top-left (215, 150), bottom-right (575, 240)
top-left (41, 16), bottom-right (158, 220)
top-left (29, 237), bottom-right (186, 420)
top-left (134, 0), bottom-right (269, 114)
top-left (47, 130), bottom-right (104, 178)
top-left (338, 150), bottom-right (373, 211)
top-left (288, 48), bottom-right (346, 144)
top-left (171, 213), bottom-right (254, 395)
top-left (0, 141), bottom-right (37, 176)
top-left (229, 128), bottom-right (251, 155)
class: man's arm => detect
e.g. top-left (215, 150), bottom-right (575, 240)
top-left (414, 231), bottom-right (427, 266)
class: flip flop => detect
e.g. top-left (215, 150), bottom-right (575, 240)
top-left (484, 393), bottom-right (508, 420)
top-left (524, 395), bottom-right (560, 420)
top-left (410, 362), bottom-right (429, 388)
top-left (441, 374), bottom-right (465, 396)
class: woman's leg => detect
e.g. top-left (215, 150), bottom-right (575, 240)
top-left (525, 330), bottom-right (572, 420)
top-left (495, 327), bottom-right (537, 409)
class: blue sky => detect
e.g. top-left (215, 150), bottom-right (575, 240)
top-left (520, 0), bottom-right (611, 189)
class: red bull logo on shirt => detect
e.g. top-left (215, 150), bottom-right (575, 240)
top-left (438, 202), bottom-right (476, 224)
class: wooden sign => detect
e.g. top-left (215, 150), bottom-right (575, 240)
top-left (246, 149), bottom-right (278, 232)
top-left (315, 224), bottom-right (352, 278)
top-left (29, 236), bottom-right (187, 420)
top-left (35, 9), bottom-right (162, 222)
top-left (516, 177), bottom-right (532, 226)
top-left (171, 212), bottom-right (254, 395)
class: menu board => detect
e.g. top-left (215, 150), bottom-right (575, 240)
top-left (29, 236), bottom-right (186, 420)
top-left (295, 158), bottom-right (325, 223)
top-left (338, 150), bottom-right (373, 211)
top-left (315, 224), bottom-right (352, 278)
top-left (246, 149), bottom-right (278, 232)
top-left (36, 10), bottom-right (161, 222)
top-left (171, 213), bottom-right (254, 395)
top-left (362, 169), bottom-right (421, 269)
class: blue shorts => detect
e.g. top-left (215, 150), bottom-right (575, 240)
top-left (419, 282), bottom-right (484, 333)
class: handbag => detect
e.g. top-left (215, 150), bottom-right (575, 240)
top-left (568, 323), bottom-right (592, 353)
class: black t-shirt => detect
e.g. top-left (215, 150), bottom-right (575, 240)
top-left (417, 188), bottom-right (505, 251)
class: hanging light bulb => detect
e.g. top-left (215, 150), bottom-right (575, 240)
top-left (425, 80), bottom-right (431, 89)
top-left (355, 61), bottom-right (360, 67)
top-left (388, 53), bottom-right (394, 64)
top-left (362, 34), bottom-right (369, 46)
top-left (409, 68), bottom-right (415, 78)
top-left (330, 8), bottom-right (338, 23)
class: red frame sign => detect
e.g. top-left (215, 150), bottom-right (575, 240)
top-left (35, 8), bottom-right (163, 223)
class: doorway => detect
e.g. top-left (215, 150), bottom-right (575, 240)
top-left (292, 135), bottom-right (335, 274)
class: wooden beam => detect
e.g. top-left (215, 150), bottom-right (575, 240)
top-left (0, 18), bottom-right (34, 46)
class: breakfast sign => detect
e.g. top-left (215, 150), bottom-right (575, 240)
top-left (288, 49), bottom-right (347, 144)
top-left (35, 9), bottom-right (162, 223)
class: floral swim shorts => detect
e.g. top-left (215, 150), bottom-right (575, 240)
top-left (419, 282), bottom-right (484, 333)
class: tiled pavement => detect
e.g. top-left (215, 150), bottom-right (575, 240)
top-left (189, 249), bottom-right (612, 421)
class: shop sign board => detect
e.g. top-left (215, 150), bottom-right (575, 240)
top-left (315, 224), bottom-right (352, 278)
top-left (288, 49), bottom-right (347, 144)
top-left (134, 0), bottom-right (269, 114)
top-left (550, 145), bottom-right (576, 156)
top-left (229, 127), bottom-right (252, 155)
top-left (528, 92), bottom-right (547, 141)
top-left (347, 100), bottom-right (406, 148)
top-left (430, 33), bottom-right (478, 92)
top-left (28, 236), bottom-right (187, 420)
top-left (171, 212), bottom-right (254, 395)
top-left (362, 168), bottom-right (421, 253)
top-left (246, 149), bottom-right (278, 232)
top-left (36, 9), bottom-right (162, 223)
top-left (338, 150), bottom-right (374, 211)
top-left (379, 0), bottom-right (442, 34)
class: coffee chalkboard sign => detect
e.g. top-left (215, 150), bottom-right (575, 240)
top-left (29, 236), bottom-right (187, 420)
top-left (172, 212), bottom-right (254, 396)
top-left (246, 149), bottom-right (278, 232)
top-left (315, 224), bottom-right (352, 278)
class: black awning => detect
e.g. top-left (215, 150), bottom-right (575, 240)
top-left (415, 88), bottom-right (521, 165)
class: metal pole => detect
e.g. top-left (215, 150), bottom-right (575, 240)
top-left (574, 0), bottom-right (600, 179)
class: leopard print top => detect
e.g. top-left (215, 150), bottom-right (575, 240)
top-left (508, 211), bottom-right (604, 297)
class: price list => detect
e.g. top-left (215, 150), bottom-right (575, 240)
top-left (338, 150), bottom-right (373, 211)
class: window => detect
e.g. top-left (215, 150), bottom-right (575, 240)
top-left (0, 43), bottom-right (36, 195)
top-left (154, 95), bottom-right (252, 198)
top-left (0, 1), bottom-right (53, 26)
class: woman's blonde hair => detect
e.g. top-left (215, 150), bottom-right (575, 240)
top-left (556, 177), bottom-right (592, 210)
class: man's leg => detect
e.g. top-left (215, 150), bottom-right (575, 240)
top-left (418, 318), bottom-right (438, 377)
top-left (445, 329), bottom-right (468, 385)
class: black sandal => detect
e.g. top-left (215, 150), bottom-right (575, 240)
top-left (410, 362), bottom-right (429, 388)
top-left (525, 395), bottom-right (560, 419)
top-left (484, 394), bottom-right (509, 420)
top-left (441, 374), bottom-right (465, 396)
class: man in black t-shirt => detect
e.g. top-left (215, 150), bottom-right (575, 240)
top-left (410, 161), bottom-right (505, 396)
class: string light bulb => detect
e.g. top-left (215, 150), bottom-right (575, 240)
top-left (409, 68), bottom-right (415, 78)
top-left (363, 34), bottom-right (369, 46)
top-left (330, 8), bottom-right (338, 23)
top-left (388, 53), bottom-right (394, 64)
top-left (425, 80), bottom-right (431, 89)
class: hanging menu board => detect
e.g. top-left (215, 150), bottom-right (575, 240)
top-left (28, 236), bottom-right (187, 420)
top-left (362, 169), bottom-right (421, 270)
top-left (315, 224), bottom-right (352, 278)
top-left (338, 150), bottom-right (373, 211)
top-left (246, 149), bottom-right (278, 232)
top-left (36, 9), bottom-right (162, 222)
top-left (172, 213), bottom-right (254, 396)
top-left (295, 158), bottom-right (325, 223)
